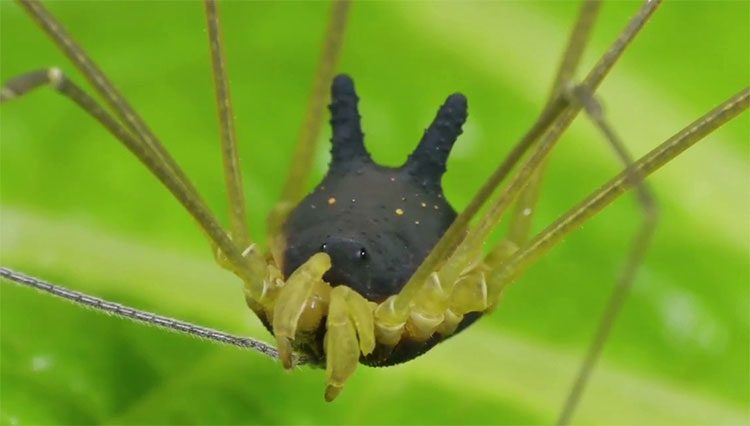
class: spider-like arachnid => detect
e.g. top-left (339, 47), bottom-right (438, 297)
top-left (1, 0), bottom-right (741, 424)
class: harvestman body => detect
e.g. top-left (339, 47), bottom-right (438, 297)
top-left (1, 0), bottom-right (747, 422)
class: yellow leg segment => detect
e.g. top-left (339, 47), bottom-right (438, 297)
top-left (483, 238), bottom-right (521, 306)
top-left (214, 240), bottom-right (269, 303)
top-left (406, 273), bottom-right (449, 341)
top-left (272, 252), bottom-right (331, 368)
top-left (374, 249), bottom-right (487, 345)
top-left (374, 261), bottom-right (491, 347)
top-left (443, 270), bottom-right (489, 331)
top-left (324, 285), bottom-right (376, 401)
top-left (373, 296), bottom-right (407, 346)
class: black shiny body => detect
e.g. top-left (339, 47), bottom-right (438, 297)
top-left (280, 74), bottom-right (473, 365)
top-left (282, 162), bottom-right (457, 301)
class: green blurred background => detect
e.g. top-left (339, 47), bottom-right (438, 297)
top-left (1, 1), bottom-right (748, 424)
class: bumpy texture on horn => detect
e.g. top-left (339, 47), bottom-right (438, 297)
top-left (404, 93), bottom-right (468, 185)
top-left (328, 74), bottom-right (371, 171)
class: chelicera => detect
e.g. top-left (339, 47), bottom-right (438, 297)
top-left (1, 0), bottom-right (747, 419)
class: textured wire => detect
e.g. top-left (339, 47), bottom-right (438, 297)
top-left (0, 267), bottom-right (283, 360)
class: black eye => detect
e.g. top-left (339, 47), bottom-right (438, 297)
top-left (321, 243), bottom-right (328, 252)
top-left (358, 248), bottom-right (368, 260)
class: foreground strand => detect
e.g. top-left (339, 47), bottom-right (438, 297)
top-left (0, 267), bottom-right (286, 361)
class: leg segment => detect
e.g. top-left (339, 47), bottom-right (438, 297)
top-left (324, 285), bottom-right (376, 401)
top-left (204, 0), bottom-right (250, 248)
top-left (0, 267), bottom-right (281, 359)
top-left (261, 252), bottom-right (377, 401)
top-left (488, 88), bottom-right (749, 296)
top-left (324, 287), bottom-right (360, 401)
top-left (478, 4), bottom-right (663, 417)
top-left (466, 2), bottom-right (658, 419)
top-left (555, 85), bottom-right (659, 426)
top-left (11, 0), bottom-right (266, 288)
top-left (1, 68), bottom-right (265, 295)
top-left (451, 0), bottom-right (662, 277)
top-left (17, 0), bottom-right (198, 209)
top-left (507, 0), bottom-right (602, 246)
top-left (271, 252), bottom-right (332, 368)
top-left (483, 93), bottom-right (749, 420)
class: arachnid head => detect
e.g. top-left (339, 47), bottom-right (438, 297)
top-left (282, 74), bottom-right (467, 302)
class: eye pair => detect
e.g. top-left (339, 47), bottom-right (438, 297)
top-left (320, 243), bottom-right (368, 260)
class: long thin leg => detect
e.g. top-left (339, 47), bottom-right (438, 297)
top-left (204, 0), bottom-right (250, 249)
top-left (0, 267), bottom-right (286, 361)
top-left (10, 0), bottom-right (267, 287)
top-left (383, 0), bottom-right (662, 320)
top-left (17, 0), bottom-right (198, 209)
top-left (269, 0), bottom-right (352, 234)
top-left (507, 0), bottom-right (602, 246)
top-left (487, 2), bottom-right (660, 419)
top-left (555, 86), bottom-right (659, 425)
top-left (0, 69), bottom-right (265, 293)
top-left (478, 3), bottom-right (659, 418)
top-left (463, 0), bottom-right (661, 254)
top-left (489, 87), bottom-right (749, 294)
top-left (488, 89), bottom-right (747, 423)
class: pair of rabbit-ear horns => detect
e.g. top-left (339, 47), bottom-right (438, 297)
top-left (328, 74), bottom-right (467, 182)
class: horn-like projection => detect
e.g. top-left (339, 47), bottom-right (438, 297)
top-left (328, 74), bottom-right (371, 170)
top-left (405, 93), bottom-right (467, 183)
